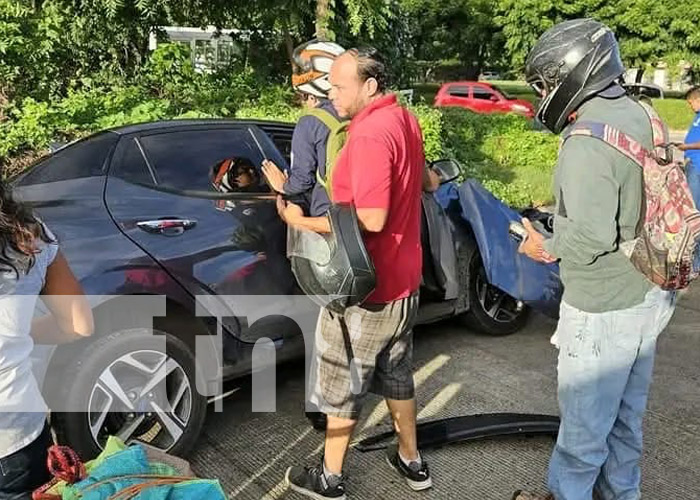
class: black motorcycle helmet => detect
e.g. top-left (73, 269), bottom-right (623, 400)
top-left (288, 203), bottom-right (376, 314)
top-left (525, 18), bottom-right (626, 134)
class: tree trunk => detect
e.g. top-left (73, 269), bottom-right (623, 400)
top-left (282, 18), bottom-right (295, 68)
top-left (315, 0), bottom-right (333, 40)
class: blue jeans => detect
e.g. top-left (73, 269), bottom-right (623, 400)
top-left (686, 162), bottom-right (700, 209)
top-left (547, 287), bottom-right (677, 500)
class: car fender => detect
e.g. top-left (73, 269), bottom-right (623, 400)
top-left (435, 180), bottom-right (562, 317)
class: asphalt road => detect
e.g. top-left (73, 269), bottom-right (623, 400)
top-left (189, 285), bottom-right (700, 500)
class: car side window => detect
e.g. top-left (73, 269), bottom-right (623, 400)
top-left (139, 129), bottom-right (270, 193)
top-left (644, 87), bottom-right (661, 99)
top-left (472, 87), bottom-right (496, 100)
top-left (111, 137), bottom-right (155, 186)
top-left (447, 85), bottom-right (470, 98)
top-left (263, 128), bottom-right (293, 166)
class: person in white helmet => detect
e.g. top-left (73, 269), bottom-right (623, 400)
top-left (263, 40), bottom-right (347, 217)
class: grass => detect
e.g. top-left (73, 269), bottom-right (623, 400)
top-left (412, 80), bottom-right (695, 131)
top-left (651, 98), bottom-right (695, 131)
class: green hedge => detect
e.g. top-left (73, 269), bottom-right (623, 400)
top-left (236, 102), bottom-right (558, 207)
top-left (424, 107), bottom-right (558, 207)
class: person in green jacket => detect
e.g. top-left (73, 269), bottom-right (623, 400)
top-left (514, 19), bottom-right (677, 500)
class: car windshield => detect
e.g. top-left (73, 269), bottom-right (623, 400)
top-left (489, 84), bottom-right (515, 100)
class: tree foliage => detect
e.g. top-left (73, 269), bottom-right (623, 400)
top-left (495, 0), bottom-right (700, 74)
top-left (401, 0), bottom-right (504, 78)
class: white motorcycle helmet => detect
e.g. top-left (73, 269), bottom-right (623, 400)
top-left (291, 40), bottom-right (346, 98)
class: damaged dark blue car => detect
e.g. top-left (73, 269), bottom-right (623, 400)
top-left (12, 119), bottom-right (562, 459)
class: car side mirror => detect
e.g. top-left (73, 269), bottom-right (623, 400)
top-left (429, 159), bottom-right (461, 184)
top-left (490, 95), bottom-right (499, 102)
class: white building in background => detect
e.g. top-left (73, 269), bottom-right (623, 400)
top-left (625, 61), bottom-right (694, 92)
top-left (149, 26), bottom-right (247, 72)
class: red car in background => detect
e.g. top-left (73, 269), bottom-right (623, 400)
top-left (434, 81), bottom-right (536, 118)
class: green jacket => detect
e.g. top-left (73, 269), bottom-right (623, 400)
top-left (543, 95), bottom-right (653, 313)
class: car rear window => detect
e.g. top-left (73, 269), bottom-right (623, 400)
top-left (16, 132), bottom-right (119, 186)
top-left (447, 85), bottom-right (470, 98)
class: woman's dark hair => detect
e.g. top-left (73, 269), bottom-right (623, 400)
top-left (347, 46), bottom-right (390, 93)
top-left (0, 180), bottom-right (54, 278)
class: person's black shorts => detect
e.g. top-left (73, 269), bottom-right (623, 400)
top-left (0, 422), bottom-right (51, 500)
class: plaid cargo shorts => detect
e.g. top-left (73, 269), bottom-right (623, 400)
top-left (309, 293), bottom-right (419, 419)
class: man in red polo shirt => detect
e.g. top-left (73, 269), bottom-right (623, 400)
top-left (278, 47), bottom-right (430, 499)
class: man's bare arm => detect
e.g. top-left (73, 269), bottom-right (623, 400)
top-left (285, 208), bottom-right (388, 234)
top-left (679, 141), bottom-right (700, 151)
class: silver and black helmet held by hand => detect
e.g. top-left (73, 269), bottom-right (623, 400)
top-left (288, 203), bottom-right (376, 314)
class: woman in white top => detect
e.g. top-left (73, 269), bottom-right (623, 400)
top-left (0, 181), bottom-right (93, 500)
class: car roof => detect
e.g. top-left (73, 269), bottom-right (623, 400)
top-left (441, 81), bottom-right (496, 89)
top-left (108, 118), bottom-right (295, 135)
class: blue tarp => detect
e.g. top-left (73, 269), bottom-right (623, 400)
top-left (63, 445), bottom-right (226, 500)
top-left (436, 180), bottom-right (562, 317)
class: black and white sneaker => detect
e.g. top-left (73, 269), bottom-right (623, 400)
top-left (285, 463), bottom-right (347, 499)
top-left (385, 444), bottom-right (432, 491)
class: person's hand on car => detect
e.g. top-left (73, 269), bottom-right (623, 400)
top-left (262, 160), bottom-right (288, 193)
top-left (518, 218), bottom-right (557, 264)
top-left (422, 166), bottom-right (441, 193)
top-left (276, 195), bottom-right (304, 226)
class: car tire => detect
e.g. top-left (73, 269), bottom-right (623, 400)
top-left (461, 252), bottom-right (529, 336)
top-left (52, 329), bottom-right (207, 459)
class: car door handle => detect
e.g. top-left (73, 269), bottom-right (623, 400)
top-left (137, 218), bottom-right (197, 236)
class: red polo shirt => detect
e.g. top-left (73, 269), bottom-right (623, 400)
top-left (331, 94), bottom-right (425, 304)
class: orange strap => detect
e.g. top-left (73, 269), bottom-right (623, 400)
top-left (105, 476), bottom-right (192, 499)
top-left (213, 159), bottom-right (233, 187)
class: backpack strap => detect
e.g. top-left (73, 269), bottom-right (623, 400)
top-left (560, 101), bottom-right (672, 168)
top-left (562, 120), bottom-right (652, 169)
top-left (302, 107), bottom-right (349, 200)
top-left (304, 107), bottom-right (343, 132)
top-left (560, 109), bottom-right (661, 240)
top-left (636, 100), bottom-right (670, 150)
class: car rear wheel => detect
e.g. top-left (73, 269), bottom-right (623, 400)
top-left (461, 252), bottom-right (529, 335)
top-left (52, 329), bottom-right (207, 459)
